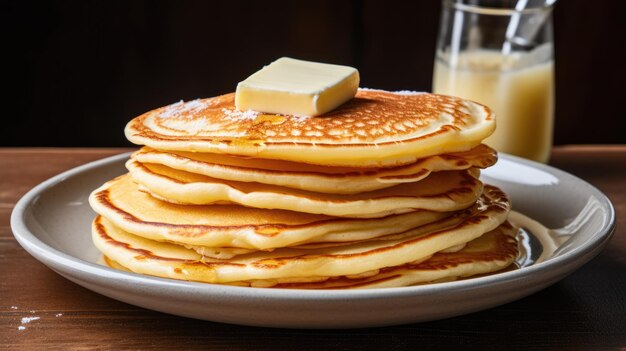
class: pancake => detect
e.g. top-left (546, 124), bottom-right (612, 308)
top-left (181, 188), bottom-right (504, 258)
top-left (126, 160), bottom-right (484, 218)
top-left (125, 90), bottom-right (495, 167)
top-left (89, 174), bottom-right (452, 252)
top-left (131, 144), bottom-right (497, 194)
top-left (103, 222), bottom-right (518, 289)
top-left (179, 185), bottom-right (509, 258)
top-left (243, 222), bottom-right (519, 288)
top-left (92, 185), bottom-right (510, 284)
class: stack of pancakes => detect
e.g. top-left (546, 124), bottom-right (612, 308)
top-left (89, 89), bottom-right (519, 289)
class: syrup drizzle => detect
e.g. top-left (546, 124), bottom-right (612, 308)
top-left (510, 210), bottom-right (567, 268)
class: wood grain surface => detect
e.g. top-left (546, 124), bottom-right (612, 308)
top-left (1, 146), bottom-right (624, 350)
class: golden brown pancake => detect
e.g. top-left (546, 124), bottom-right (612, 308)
top-left (125, 90), bottom-right (495, 167)
top-left (92, 184), bottom-right (510, 284)
top-left (92, 83), bottom-right (517, 289)
top-left (103, 222), bottom-right (518, 289)
top-left (130, 144), bottom-right (497, 194)
top-left (126, 160), bottom-right (484, 218)
top-left (245, 222), bottom-right (519, 289)
top-left (89, 174), bottom-right (452, 253)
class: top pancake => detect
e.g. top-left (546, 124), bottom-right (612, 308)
top-left (125, 89), bottom-right (495, 167)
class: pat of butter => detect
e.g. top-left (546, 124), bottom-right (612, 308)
top-left (235, 57), bottom-right (359, 116)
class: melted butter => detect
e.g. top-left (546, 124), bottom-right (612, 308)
top-left (256, 227), bottom-right (281, 236)
top-left (254, 114), bottom-right (287, 125)
top-left (222, 138), bottom-right (266, 148)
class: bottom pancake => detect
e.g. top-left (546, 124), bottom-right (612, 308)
top-left (103, 222), bottom-right (518, 289)
top-left (92, 185), bottom-right (510, 285)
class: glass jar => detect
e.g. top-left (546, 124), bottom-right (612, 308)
top-left (433, 0), bottom-right (556, 163)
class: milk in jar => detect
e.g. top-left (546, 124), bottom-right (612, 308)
top-left (433, 48), bottom-right (554, 163)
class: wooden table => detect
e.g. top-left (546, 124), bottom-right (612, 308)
top-left (1, 146), bottom-right (624, 350)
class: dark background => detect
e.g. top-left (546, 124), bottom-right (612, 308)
top-left (3, 0), bottom-right (626, 147)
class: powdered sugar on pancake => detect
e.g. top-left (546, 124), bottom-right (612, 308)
top-left (159, 99), bottom-right (210, 119)
top-left (359, 87), bottom-right (424, 95)
top-left (221, 108), bottom-right (260, 122)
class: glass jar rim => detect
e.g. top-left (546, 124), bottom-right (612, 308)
top-left (444, 0), bottom-right (555, 16)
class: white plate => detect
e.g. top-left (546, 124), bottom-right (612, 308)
top-left (11, 153), bottom-right (615, 328)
